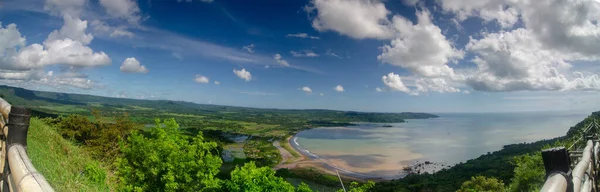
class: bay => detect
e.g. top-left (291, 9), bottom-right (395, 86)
top-left (293, 111), bottom-right (589, 179)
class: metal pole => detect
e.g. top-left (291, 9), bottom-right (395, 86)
top-left (336, 169), bottom-right (346, 192)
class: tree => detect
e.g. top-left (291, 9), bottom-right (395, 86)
top-left (337, 181), bottom-right (375, 192)
top-left (296, 182), bottom-right (313, 192)
top-left (226, 161), bottom-right (296, 192)
top-left (116, 118), bottom-right (222, 192)
top-left (508, 153), bottom-right (544, 192)
top-left (458, 176), bottom-right (506, 192)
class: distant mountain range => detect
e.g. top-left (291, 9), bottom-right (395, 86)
top-left (0, 85), bottom-right (438, 123)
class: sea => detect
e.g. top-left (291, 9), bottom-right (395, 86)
top-left (292, 111), bottom-right (589, 179)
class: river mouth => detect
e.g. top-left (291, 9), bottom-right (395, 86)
top-left (291, 112), bottom-right (588, 179)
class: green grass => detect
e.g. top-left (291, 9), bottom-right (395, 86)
top-left (162, 112), bottom-right (205, 118)
top-left (38, 105), bottom-right (88, 113)
top-left (27, 118), bottom-right (112, 192)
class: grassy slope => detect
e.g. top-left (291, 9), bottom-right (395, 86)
top-left (27, 118), bottom-right (112, 191)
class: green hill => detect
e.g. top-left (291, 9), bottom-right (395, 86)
top-left (27, 118), bottom-right (112, 191)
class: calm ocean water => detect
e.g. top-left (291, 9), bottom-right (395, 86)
top-left (293, 111), bottom-right (589, 179)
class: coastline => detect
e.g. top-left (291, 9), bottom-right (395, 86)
top-left (275, 134), bottom-right (389, 181)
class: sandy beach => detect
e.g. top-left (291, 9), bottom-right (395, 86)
top-left (273, 135), bottom-right (388, 181)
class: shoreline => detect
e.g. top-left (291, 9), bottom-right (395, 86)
top-left (277, 134), bottom-right (390, 181)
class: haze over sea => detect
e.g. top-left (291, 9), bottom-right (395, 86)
top-left (293, 111), bottom-right (589, 179)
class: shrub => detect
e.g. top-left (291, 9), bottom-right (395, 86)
top-left (115, 118), bottom-right (222, 192)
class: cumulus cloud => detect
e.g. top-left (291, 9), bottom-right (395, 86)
top-left (290, 50), bottom-right (319, 57)
top-left (233, 68), bottom-right (252, 81)
top-left (435, 0), bottom-right (519, 28)
top-left (415, 78), bottom-right (460, 93)
top-left (375, 87), bottom-right (384, 92)
top-left (47, 15), bottom-right (94, 45)
top-left (378, 10), bottom-right (464, 78)
top-left (99, 0), bottom-right (141, 24)
top-left (273, 54), bottom-right (290, 66)
top-left (301, 86), bottom-right (312, 93)
top-left (382, 73), bottom-right (411, 93)
top-left (306, 0), bottom-right (394, 39)
top-left (120, 57), bottom-right (148, 73)
top-left (0, 18), bottom-right (110, 91)
top-left (194, 75), bottom-right (209, 83)
top-left (464, 28), bottom-right (600, 91)
top-left (214, 81), bottom-right (220, 85)
top-left (243, 44), bottom-right (255, 53)
top-left (286, 33), bottom-right (320, 39)
top-left (334, 85), bottom-right (344, 92)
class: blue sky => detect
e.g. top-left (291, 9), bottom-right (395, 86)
top-left (1, 0), bottom-right (600, 113)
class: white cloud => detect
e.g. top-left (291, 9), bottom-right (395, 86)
top-left (464, 28), bottom-right (596, 91)
top-left (435, 0), bottom-right (519, 28)
top-left (516, 0), bottom-right (600, 59)
top-left (290, 50), bottom-right (319, 57)
top-left (194, 75), bottom-right (209, 83)
top-left (326, 49), bottom-right (342, 58)
top-left (375, 87), bottom-right (384, 92)
top-left (301, 86), bottom-right (312, 93)
top-left (0, 23), bottom-right (26, 55)
top-left (99, 0), bottom-right (141, 24)
top-left (1, 19), bottom-right (110, 71)
top-left (233, 68), bottom-right (252, 81)
top-left (214, 81), bottom-right (220, 85)
top-left (415, 78), bottom-right (461, 93)
top-left (402, 0), bottom-right (420, 6)
top-left (334, 85), bottom-right (344, 92)
top-left (382, 73), bottom-right (411, 93)
top-left (120, 57), bottom-right (148, 73)
top-left (286, 33), bottom-right (320, 39)
top-left (273, 54), bottom-right (290, 66)
top-left (110, 27), bottom-right (134, 38)
top-left (47, 14), bottom-right (94, 45)
top-left (90, 20), bottom-right (134, 38)
top-left (306, 0), bottom-right (394, 39)
top-left (243, 44), bottom-right (255, 53)
top-left (378, 10), bottom-right (464, 78)
top-left (44, 0), bottom-right (87, 17)
top-left (437, 0), bottom-right (600, 53)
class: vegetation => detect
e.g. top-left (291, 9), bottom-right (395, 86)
top-left (225, 162), bottom-right (295, 192)
top-left (27, 118), bottom-right (112, 191)
top-left (457, 176), bottom-right (506, 192)
top-left (115, 118), bottom-right (222, 192)
top-left (13, 84), bottom-right (600, 192)
top-left (44, 110), bottom-right (139, 162)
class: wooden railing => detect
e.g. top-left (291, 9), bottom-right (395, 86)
top-left (0, 98), bottom-right (53, 192)
top-left (541, 121), bottom-right (600, 192)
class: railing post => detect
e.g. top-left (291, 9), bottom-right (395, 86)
top-left (2, 106), bottom-right (31, 192)
top-left (542, 147), bottom-right (571, 177)
top-left (541, 147), bottom-right (572, 191)
top-left (6, 106), bottom-right (31, 148)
